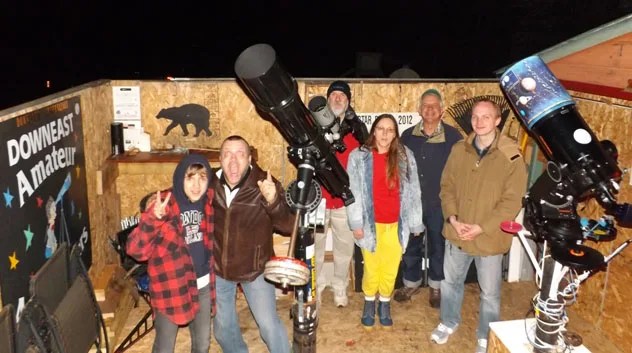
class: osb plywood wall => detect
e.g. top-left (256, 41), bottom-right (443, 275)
top-left (568, 92), bottom-right (632, 349)
top-left (110, 79), bottom-right (290, 218)
top-left (79, 84), bottom-right (123, 276)
top-left (110, 79), bottom-right (520, 194)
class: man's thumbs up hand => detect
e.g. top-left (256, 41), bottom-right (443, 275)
top-left (257, 170), bottom-right (277, 204)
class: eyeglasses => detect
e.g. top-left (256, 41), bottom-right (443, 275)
top-left (375, 126), bottom-right (396, 134)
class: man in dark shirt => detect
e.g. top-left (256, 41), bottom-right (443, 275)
top-left (397, 89), bottom-right (463, 308)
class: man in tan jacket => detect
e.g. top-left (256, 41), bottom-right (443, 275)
top-left (430, 99), bottom-right (528, 353)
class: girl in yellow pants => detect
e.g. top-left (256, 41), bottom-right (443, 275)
top-left (346, 114), bottom-right (425, 329)
top-left (361, 223), bottom-right (402, 326)
top-left (361, 223), bottom-right (402, 297)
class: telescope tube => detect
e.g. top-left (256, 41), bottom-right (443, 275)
top-left (235, 44), bottom-right (318, 146)
top-left (235, 43), bottom-right (354, 205)
top-left (499, 56), bottom-right (621, 202)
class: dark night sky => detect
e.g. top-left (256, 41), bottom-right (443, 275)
top-left (1, 1), bottom-right (631, 109)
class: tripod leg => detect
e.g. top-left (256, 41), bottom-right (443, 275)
top-left (292, 222), bottom-right (318, 353)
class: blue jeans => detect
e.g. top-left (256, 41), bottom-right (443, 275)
top-left (401, 208), bottom-right (445, 289)
top-left (213, 274), bottom-right (290, 353)
top-left (440, 242), bottom-right (503, 340)
top-left (152, 285), bottom-right (211, 353)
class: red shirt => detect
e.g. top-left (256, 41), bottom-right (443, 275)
top-left (372, 150), bottom-right (400, 223)
top-left (322, 133), bottom-right (361, 209)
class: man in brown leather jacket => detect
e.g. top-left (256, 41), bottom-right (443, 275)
top-left (212, 135), bottom-right (294, 353)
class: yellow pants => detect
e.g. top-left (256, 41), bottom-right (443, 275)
top-left (361, 222), bottom-right (402, 298)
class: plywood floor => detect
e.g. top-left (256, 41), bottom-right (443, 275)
top-left (113, 281), bottom-right (622, 353)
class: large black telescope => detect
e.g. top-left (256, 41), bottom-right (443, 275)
top-left (234, 43), bottom-right (353, 206)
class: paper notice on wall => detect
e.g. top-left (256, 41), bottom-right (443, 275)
top-left (113, 86), bottom-right (142, 128)
top-left (122, 125), bottom-right (151, 152)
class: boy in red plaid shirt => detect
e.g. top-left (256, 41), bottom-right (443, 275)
top-left (127, 153), bottom-right (216, 353)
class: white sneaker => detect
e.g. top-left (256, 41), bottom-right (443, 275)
top-left (475, 338), bottom-right (487, 353)
top-left (333, 289), bottom-right (348, 307)
top-left (430, 323), bottom-right (458, 344)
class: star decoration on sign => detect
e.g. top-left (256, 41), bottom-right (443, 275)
top-left (9, 251), bottom-right (19, 270)
top-left (24, 225), bottom-right (34, 250)
top-left (3, 188), bottom-right (14, 208)
top-left (36, 196), bottom-right (44, 208)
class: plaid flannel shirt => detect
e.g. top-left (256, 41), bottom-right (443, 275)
top-left (127, 189), bottom-right (216, 325)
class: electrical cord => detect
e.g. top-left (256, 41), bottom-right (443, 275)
top-left (526, 256), bottom-right (585, 352)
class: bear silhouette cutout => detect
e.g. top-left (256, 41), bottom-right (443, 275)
top-left (156, 104), bottom-right (213, 137)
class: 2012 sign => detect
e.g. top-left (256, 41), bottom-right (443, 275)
top-left (356, 112), bottom-right (421, 135)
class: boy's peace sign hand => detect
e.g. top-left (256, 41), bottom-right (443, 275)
top-left (153, 191), bottom-right (171, 219)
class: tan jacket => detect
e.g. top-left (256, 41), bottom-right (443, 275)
top-left (440, 130), bottom-right (528, 256)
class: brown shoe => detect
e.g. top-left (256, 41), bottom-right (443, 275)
top-left (429, 288), bottom-right (441, 308)
top-left (393, 286), bottom-right (421, 302)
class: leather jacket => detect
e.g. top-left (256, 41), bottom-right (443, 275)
top-left (212, 161), bottom-right (294, 282)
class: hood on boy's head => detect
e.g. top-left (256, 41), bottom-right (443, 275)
top-left (172, 153), bottom-right (213, 207)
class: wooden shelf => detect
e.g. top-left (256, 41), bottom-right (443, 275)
top-left (107, 147), bottom-right (257, 164)
top-left (106, 148), bottom-right (258, 177)
top-left (108, 149), bottom-right (221, 164)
